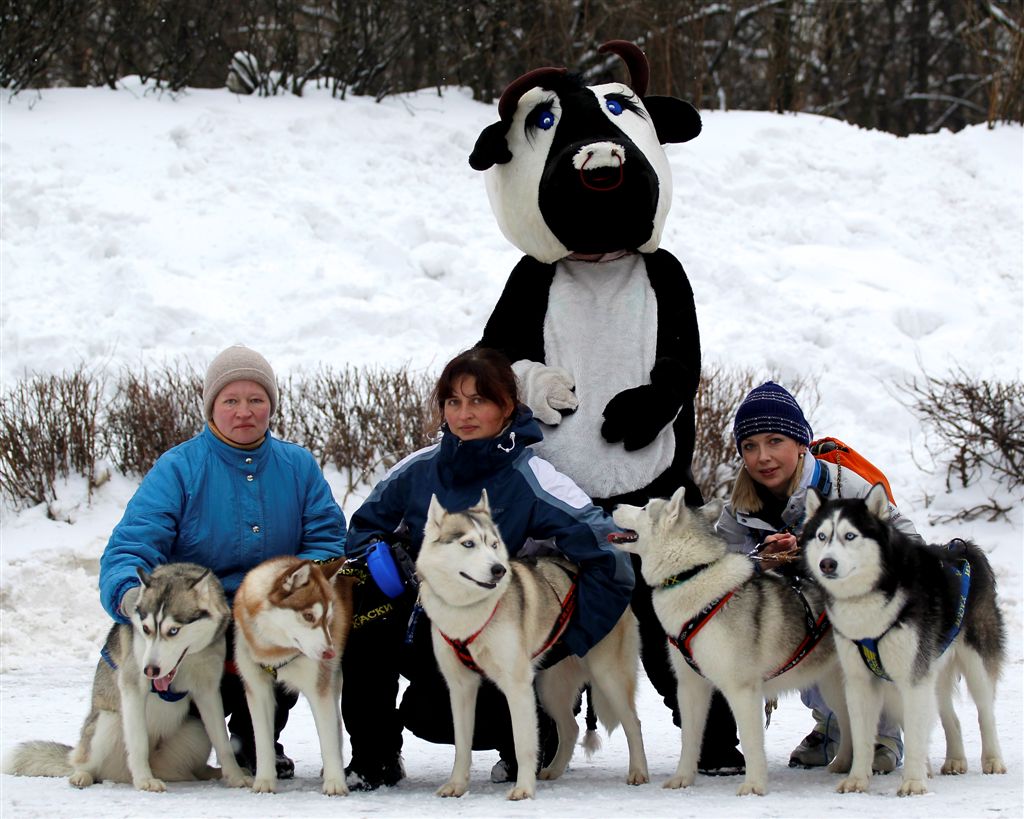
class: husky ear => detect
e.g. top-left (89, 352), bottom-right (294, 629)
top-left (426, 494), bottom-right (447, 530)
top-left (471, 489), bottom-right (491, 515)
top-left (136, 566), bottom-right (153, 588)
top-left (805, 488), bottom-right (824, 520)
top-left (189, 568), bottom-right (212, 589)
top-left (699, 498), bottom-right (724, 524)
top-left (865, 483), bottom-right (891, 521)
top-left (665, 486), bottom-right (689, 527)
top-left (318, 557), bottom-right (346, 582)
top-left (281, 561), bottom-right (312, 593)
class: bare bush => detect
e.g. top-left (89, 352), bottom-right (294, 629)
top-left (0, 366), bottom-right (104, 511)
top-left (276, 364), bottom-right (434, 503)
top-left (693, 363), bottom-right (820, 500)
top-left (896, 366), bottom-right (1023, 521)
top-left (102, 362), bottom-right (203, 476)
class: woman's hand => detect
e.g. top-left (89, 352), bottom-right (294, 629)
top-left (754, 532), bottom-right (799, 572)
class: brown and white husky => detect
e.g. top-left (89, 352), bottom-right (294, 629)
top-left (233, 556), bottom-right (355, 796)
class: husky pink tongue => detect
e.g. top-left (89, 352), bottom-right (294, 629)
top-left (153, 670), bottom-right (176, 692)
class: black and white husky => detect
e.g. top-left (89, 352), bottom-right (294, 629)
top-left (802, 484), bottom-right (1007, 796)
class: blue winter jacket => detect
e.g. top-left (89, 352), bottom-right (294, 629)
top-left (100, 426), bottom-right (346, 623)
top-left (346, 408), bottom-right (634, 657)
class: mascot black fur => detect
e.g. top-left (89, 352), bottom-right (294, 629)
top-left (471, 40), bottom-right (742, 772)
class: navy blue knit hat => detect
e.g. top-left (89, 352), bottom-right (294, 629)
top-left (733, 382), bottom-right (812, 453)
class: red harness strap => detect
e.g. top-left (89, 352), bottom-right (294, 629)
top-left (667, 591), bottom-right (735, 675)
top-left (441, 575), bottom-right (579, 677)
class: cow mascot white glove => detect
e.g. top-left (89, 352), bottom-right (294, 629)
top-left (472, 39), bottom-right (703, 510)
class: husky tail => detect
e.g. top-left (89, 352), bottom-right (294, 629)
top-left (3, 740), bottom-right (74, 777)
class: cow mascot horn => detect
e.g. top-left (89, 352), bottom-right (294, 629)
top-left (473, 39), bottom-right (704, 510)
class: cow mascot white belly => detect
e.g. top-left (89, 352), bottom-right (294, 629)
top-left (473, 40), bottom-right (702, 510)
top-left (471, 41), bottom-right (742, 770)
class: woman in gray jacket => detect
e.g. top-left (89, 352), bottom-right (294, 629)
top-left (714, 381), bottom-right (921, 773)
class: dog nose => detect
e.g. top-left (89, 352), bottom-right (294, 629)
top-left (490, 564), bottom-right (507, 581)
top-left (819, 557), bottom-right (838, 577)
top-left (143, 664), bottom-right (161, 678)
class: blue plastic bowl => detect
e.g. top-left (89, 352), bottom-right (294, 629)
top-left (366, 541), bottom-right (406, 598)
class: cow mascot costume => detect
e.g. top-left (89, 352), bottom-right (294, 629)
top-left (471, 40), bottom-right (743, 774)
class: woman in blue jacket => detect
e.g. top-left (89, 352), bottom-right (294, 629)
top-left (341, 347), bottom-right (634, 790)
top-left (99, 345), bottom-right (346, 779)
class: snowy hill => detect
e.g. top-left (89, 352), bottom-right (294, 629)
top-left (1, 82), bottom-right (1021, 817)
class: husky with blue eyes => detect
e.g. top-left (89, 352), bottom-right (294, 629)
top-left (802, 484), bottom-right (1007, 797)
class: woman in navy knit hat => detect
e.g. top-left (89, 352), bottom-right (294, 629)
top-left (715, 382), bottom-right (920, 773)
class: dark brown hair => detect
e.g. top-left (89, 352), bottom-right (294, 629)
top-left (429, 348), bottom-right (519, 431)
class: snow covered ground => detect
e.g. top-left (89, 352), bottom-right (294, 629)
top-left (1, 80), bottom-right (1021, 817)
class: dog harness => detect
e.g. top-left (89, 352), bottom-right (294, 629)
top-left (439, 566), bottom-right (579, 677)
top-left (100, 646), bottom-right (188, 703)
top-left (663, 573), bottom-right (830, 680)
top-left (854, 555), bottom-right (972, 681)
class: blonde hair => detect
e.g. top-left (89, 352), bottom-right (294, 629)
top-left (730, 454), bottom-right (806, 514)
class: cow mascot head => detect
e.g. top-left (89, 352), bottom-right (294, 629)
top-left (474, 40), bottom-right (704, 511)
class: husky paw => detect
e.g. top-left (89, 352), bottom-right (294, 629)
top-left (828, 753), bottom-right (853, 774)
top-left (538, 766), bottom-right (563, 781)
top-left (135, 777), bottom-right (166, 793)
top-left (507, 785), bottom-right (535, 800)
top-left (222, 769), bottom-right (253, 788)
top-left (626, 767), bottom-right (649, 785)
top-left (435, 780), bottom-right (467, 798)
top-left (68, 771), bottom-right (94, 789)
top-left (897, 777), bottom-right (928, 796)
top-left (836, 775), bottom-right (869, 793)
top-left (736, 780), bottom-right (765, 796)
top-left (941, 758), bottom-right (967, 775)
top-left (663, 772), bottom-right (695, 789)
top-left (251, 776), bottom-right (277, 794)
top-left (322, 776), bottom-right (349, 796)
top-left (982, 757), bottom-right (1007, 775)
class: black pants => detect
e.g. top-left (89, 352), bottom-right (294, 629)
top-left (220, 626), bottom-right (299, 759)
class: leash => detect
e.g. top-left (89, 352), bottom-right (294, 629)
top-left (853, 555), bottom-right (972, 681)
top-left (100, 646), bottom-right (189, 703)
top-left (439, 565), bottom-right (578, 677)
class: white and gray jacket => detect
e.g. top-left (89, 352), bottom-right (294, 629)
top-left (714, 450), bottom-right (922, 554)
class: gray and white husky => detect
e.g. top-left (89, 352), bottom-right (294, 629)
top-left (3, 563), bottom-right (251, 791)
top-left (416, 491), bottom-right (649, 801)
top-left (802, 483), bottom-right (1006, 796)
top-left (612, 486), bottom-right (851, 796)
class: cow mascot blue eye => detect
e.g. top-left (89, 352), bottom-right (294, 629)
top-left (538, 110), bottom-right (556, 129)
top-left (467, 37), bottom-right (714, 783)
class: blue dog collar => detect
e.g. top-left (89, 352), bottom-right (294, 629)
top-left (366, 541), bottom-right (406, 598)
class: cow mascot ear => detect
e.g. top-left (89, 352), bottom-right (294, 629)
top-left (643, 96), bottom-right (702, 144)
top-left (469, 121), bottom-right (512, 171)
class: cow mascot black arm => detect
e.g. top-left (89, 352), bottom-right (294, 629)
top-left (471, 41), bottom-right (741, 770)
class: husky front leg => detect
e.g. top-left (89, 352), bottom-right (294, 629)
top-left (436, 657), bottom-right (481, 798)
top-left (242, 672), bottom-right (280, 793)
top-left (307, 677), bottom-right (347, 796)
top-left (897, 679), bottom-right (937, 796)
top-left (665, 661), bottom-right (712, 790)
top-left (118, 676), bottom-right (163, 791)
top-left (190, 686), bottom-right (252, 788)
top-left (503, 675), bottom-right (540, 800)
top-left (936, 662), bottom-right (967, 775)
top-left (835, 642), bottom-right (883, 794)
top-left (722, 685), bottom-right (768, 796)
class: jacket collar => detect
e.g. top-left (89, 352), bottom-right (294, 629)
top-left (438, 406), bottom-right (541, 486)
top-left (202, 424), bottom-right (272, 469)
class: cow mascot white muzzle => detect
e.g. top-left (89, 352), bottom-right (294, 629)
top-left (472, 40), bottom-right (741, 771)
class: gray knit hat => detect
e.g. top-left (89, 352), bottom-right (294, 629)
top-left (203, 345), bottom-right (278, 422)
